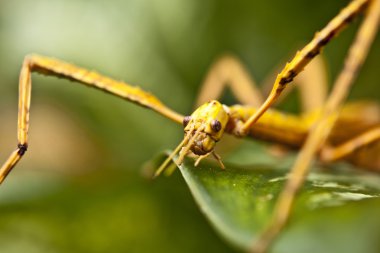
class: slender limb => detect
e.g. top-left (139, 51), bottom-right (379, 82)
top-left (251, 0), bottom-right (380, 252)
top-left (238, 0), bottom-right (369, 136)
top-left (195, 54), bottom-right (264, 107)
top-left (200, 53), bottom-right (328, 114)
top-left (0, 54), bottom-right (184, 184)
top-left (320, 126), bottom-right (380, 162)
top-left (296, 57), bottom-right (328, 113)
top-left (261, 56), bottom-right (328, 113)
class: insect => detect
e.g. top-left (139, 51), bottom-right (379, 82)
top-left (0, 0), bottom-right (379, 252)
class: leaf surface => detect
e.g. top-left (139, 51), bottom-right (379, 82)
top-left (166, 151), bottom-right (380, 253)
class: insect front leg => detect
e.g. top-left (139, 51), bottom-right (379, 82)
top-left (261, 56), bottom-right (328, 113)
top-left (0, 54), bottom-right (184, 184)
top-left (251, 0), bottom-right (380, 252)
top-left (237, 0), bottom-right (370, 136)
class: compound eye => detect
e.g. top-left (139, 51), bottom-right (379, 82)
top-left (183, 116), bottom-right (191, 127)
top-left (211, 119), bottom-right (222, 132)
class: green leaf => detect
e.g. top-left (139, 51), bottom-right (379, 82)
top-left (156, 151), bottom-right (380, 253)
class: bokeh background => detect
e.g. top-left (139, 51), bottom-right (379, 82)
top-left (0, 0), bottom-right (378, 252)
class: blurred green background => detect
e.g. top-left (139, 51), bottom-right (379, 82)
top-left (0, 0), bottom-right (378, 252)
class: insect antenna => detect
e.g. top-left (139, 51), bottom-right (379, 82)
top-left (153, 125), bottom-right (197, 178)
top-left (153, 134), bottom-right (190, 178)
top-left (153, 125), bottom-right (205, 178)
top-left (176, 126), bottom-right (204, 165)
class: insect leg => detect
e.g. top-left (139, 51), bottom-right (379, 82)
top-left (295, 57), bottom-right (329, 113)
top-left (320, 126), bottom-right (380, 167)
top-left (0, 54), bottom-right (184, 184)
top-left (238, 0), bottom-right (369, 136)
top-left (195, 54), bottom-right (264, 107)
top-left (250, 0), bottom-right (380, 252)
top-left (261, 56), bottom-right (328, 113)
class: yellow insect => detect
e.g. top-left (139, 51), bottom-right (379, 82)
top-left (0, 0), bottom-right (379, 252)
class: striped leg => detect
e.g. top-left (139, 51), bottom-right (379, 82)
top-left (261, 56), bottom-right (328, 113)
top-left (251, 0), bottom-right (380, 252)
top-left (238, 0), bottom-right (370, 136)
top-left (0, 54), bottom-right (183, 184)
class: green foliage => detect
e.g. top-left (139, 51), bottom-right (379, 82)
top-left (173, 151), bottom-right (380, 253)
top-left (0, 169), bottom-right (235, 253)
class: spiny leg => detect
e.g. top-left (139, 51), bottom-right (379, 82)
top-left (195, 54), bottom-right (264, 107)
top-left (261, 56), bottom-right (328, 113)
top-left (237, 0), bottom-right (370, 136)
top-left (320, 126), bottom-right (380, 163)
top-left (0, 54), bottom-right (184, 184)
top-left (251, 0), bottom-right (380, 252)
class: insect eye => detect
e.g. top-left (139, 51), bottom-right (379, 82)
top-left (183, 116), bottom-right (191, 127)
top-left (211, 119), bottom-right (222, 132)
